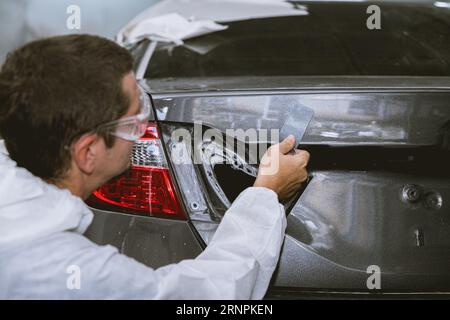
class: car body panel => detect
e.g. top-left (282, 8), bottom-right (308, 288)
top-left (153, 92), bottom-right (450, 292)
top-left (85, 209), bottom-right (204, 268)
top-left (150, 90), bottom-right (450, 147)
top-left (141, 76), bottom-right (450, 94)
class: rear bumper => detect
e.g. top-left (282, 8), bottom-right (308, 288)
top-left (84, 208), bottom-right (204, 268)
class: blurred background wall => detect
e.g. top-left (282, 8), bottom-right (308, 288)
top-left (0, 0), bottom-right (160, 63)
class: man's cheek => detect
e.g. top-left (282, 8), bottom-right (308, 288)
top-left (124, 147), bottom-right (133, 170)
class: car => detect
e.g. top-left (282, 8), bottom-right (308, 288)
top-left (84, 0), bottom-right (450, 298)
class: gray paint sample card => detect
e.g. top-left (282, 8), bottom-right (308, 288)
top-left (279, 105), bottom-right (314, 148)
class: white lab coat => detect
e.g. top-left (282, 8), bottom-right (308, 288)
top-left (0, 140), bottom-right (286, 299)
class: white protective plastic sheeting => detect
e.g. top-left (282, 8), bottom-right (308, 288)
top-left (117, 0), bottom-right (308, 45)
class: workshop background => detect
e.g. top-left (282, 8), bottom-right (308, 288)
top-left (0, 0), bottom-right (160, 64)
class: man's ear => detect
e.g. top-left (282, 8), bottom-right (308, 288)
top-left (71, 133), bottom-right (102, 175)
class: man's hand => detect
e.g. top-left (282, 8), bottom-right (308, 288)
top-left (254, 135), bottom-right (310, 200)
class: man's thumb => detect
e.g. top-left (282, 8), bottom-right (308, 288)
top-left (278, 135), bottom-right (296, 154)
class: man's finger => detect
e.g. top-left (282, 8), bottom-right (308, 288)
top-left (294, 149), bottom-right (310, 165)
top-left (278, 135), bottom-right (296, 154)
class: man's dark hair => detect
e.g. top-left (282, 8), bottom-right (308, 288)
top-left (0, 34), bottom-right (133, 180)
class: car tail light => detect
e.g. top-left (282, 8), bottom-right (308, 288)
top-left (87, 123), bottom-right (187, 220)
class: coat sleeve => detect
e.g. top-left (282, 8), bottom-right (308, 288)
top-left (51, 187), bottom-right (287, 299)
top-left (189, 186), bottom-right (287, 299)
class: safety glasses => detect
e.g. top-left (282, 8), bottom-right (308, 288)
top-left (98, 85), bottom-right (151, 142)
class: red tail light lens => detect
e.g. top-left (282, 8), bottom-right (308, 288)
top-left (87, 123), bottom-right (186, 220)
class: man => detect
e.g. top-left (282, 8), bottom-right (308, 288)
top-left (0, 35), bottom-right (309, 299)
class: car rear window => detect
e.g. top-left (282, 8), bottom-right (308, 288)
top-left (145, 2), bottom-right (450, 78)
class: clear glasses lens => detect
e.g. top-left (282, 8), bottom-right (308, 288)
top-left (101, 86), bottom-right (151, 141)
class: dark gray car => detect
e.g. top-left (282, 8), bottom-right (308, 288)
top-left (85, 1), bottom-right (450, 298)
